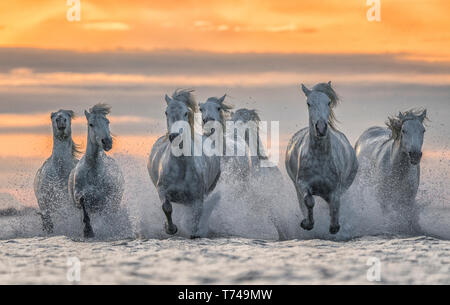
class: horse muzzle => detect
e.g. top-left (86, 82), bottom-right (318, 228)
top-left (102, 138), bottom-right (113, 151)
top-left (409, 151), bottom-right (422, 165)
top-left (169, 133), bottom-right (180, 143)
top-left (315, 121), bottom-right (328, 138)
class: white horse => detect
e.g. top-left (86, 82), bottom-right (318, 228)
top-left (34, 110), bottom-right (80, 233)
top-left (68, 104), bottom-right (124, 238)
top-left (285, 82), bottom-right (358, 234)
top-left (199, 95), bottom-right (252, 179)
top-left (355, 109), bottom-right (427, 232)
top-left (148, 89), bottom-right (221, 239)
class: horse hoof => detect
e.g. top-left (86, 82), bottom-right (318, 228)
top-left (190, 235), bottom-right (200, 239)
top-left (300, 219), bottom-right (314, 231)
top-left (43, 223), bottom-right (54, 235)
top-left (84, 228), bottom-right (95, 239)
top-left (165, 223), bottom-right (178, 235)
top-left (329, 224), bottom-right (340, 235)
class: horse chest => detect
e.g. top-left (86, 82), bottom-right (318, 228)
top-left (299, 156), bottom-right (339, 196)
top-left (42, 164), bottom-right (69, 189)
top-left (382, 168), bottom-right (419, 200)
top-left (160, 161), bottom-right (201, 202)
top-left (85, 167), bottom-right (108, 186)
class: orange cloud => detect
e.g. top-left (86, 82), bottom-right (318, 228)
top-left (1, 69), bottom-right (450, 88)
top-left (0, 0), bottom-right (448, 59)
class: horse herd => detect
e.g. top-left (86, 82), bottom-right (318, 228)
top-left (34, 82), bottom-right (427, 238)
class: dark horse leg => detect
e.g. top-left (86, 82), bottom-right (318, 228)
top-left (328, 194), bottom-right (341, 235)
top-left (162, 199), bottom-right (178, 235)
top-left (190, 199), bottom-right (203, 239)
top-left (80, 197), bottom-right (94, 238)
top-left (40, 212), bottom-right (54, 234)
top-left (296, 188), bottom-right (315, 231)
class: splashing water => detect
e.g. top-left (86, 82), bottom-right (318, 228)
top-left (0, 149), bottom-right (449, 242)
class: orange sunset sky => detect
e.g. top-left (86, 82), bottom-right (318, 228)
top-left (0, 0), bottom-right (449, 59)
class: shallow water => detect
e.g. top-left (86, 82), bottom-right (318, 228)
top-left (0, 235), bottom-right (448, 284)
top-left (0, 151), bottom-right (449, 284)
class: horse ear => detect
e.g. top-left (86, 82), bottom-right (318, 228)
top-left (218, 94), bottom-right (226, 104)
top-left (50, 112), bottom-right (56, 119)
top-left (419, 109), bottom-right (427, 122)
top-left (84, 110), bottom-right (90, 120)
top-left (165, 94), bottom-right (172, 105)
top-left (328, 81), bottom-right (332, 87)
top-left (301, 84), bottom-right (311, 97)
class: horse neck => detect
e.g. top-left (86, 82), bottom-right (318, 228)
top-left (308, 122), bottom-right (331, 154)
top-left (51, 134), bottom-right (73, 164)
top-left (85, 130), bottom-right (103, 165)
top-left (390, 139), bottom-right (412, 176)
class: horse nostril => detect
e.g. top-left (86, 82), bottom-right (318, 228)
top-left (169, 133), bottom-right (179, 142)
top-left (315, 121), bottom-right (327, 136)
top-left (409, 151), bottom-right (422, 162)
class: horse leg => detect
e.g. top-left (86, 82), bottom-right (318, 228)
top-left (190, 199), bottom-right (203, 239)
top-left (162, 199), bottom-right (178, 235)
top-left (296, 188), bottom-right (314, 231)
top-left (40, 211), bottom-right (54, 234)
top-left (328, 194), bottom-right (341, 234)
top-left (80, 197), bottom-right (94, 238)
top-left (406, 200), bottom-right (422, 234)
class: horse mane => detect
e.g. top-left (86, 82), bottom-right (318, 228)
top-left (386, 108), bottom-right (428, 141)
top-left (72, 141), bottom-right (82, 158)
top-left (58, 109), bottom-right (75, 119)
top-left (312, 82), bottom-right (340, 130)
top-left (89, 103), bottom-right (111, 116)
top-left (231, 108), bottom-right (261, 123)
top-left (171, 89), bottom-right (197, 137)
top-left (172, 89), bottom-right (198, 112)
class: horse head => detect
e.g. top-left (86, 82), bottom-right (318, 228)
top-left (51, 109), bottom-right (75, 140)
top-left (301, 81), bottom-right (339, 139)
top-left (85, 104), bottom-right (113, 152)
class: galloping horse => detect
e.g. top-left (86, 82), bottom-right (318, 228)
top-left (148, 90), bottom-right (221, 239)
top-left (68, 104), bottom-right (124, 238)
top-left (199, 95), bottom-right (252, 178)
top-left (34, 110), bottom-right (79, 233)
top-left (285, 82), bottom-right (358, 234)
top-left (355, 109), bottom-right (427, 232)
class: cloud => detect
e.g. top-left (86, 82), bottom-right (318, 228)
top-left (1, 48), bottom-right (450, 76)
top-left (1, 69), bottom-right (450, 89)
top-left (0, 112), bottom-right (156, 129)
top-left (1, 0), bottom-right (450, 55)
top-left (83, 22), bottom-right (130, 31)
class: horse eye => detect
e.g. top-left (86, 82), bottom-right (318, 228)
top-left (184, 112), bottom-right (188, 117)
top-left (164, 111), bottom-right (167, 116)
top-left (89, 123), bottom-right (94, 127)
top-left (307, 103), bottom-right (311, 107)
top-left (217, 107), bottom-right (221, 111)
